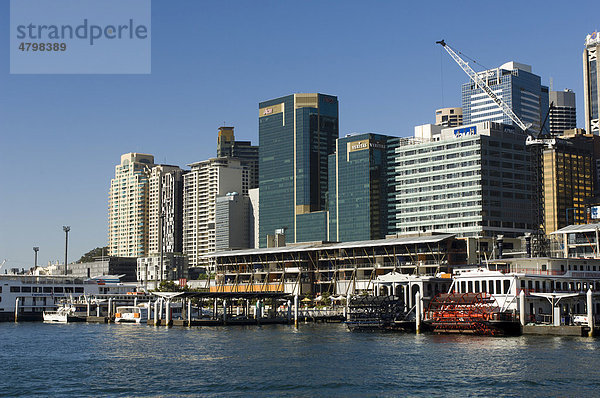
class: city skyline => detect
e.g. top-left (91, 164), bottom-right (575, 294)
top-left (0, 0), bottom-right (597, 268)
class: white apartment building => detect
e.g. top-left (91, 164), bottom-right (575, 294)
top-left (183, 157), bottom-right (247, 268)
top-left (108, 153), bottom-right (155, 257)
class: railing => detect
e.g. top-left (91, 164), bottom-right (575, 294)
top-left (512, 268), bottom-right (566, 276)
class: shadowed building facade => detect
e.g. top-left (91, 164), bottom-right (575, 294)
top-left (258, 93), bottom-right (338, 246)
top-left (328, 133), bottom-right (392, 242)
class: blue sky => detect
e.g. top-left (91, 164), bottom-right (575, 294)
top-left (0, 0), bottom-right (596, 269)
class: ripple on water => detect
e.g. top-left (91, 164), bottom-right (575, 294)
top-left (1, 323), bottom-right (600, 397)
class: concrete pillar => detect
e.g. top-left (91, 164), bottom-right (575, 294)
top-left (134, 297), bottom-right (138, 307)
top-left (294, 295), bottom-right (299, 327)
top-left (187, 299), bottom-right (191, 325)
top-left (403, 286), bottom-right (408, 312)
top-left (519, 290), bottom-right (526, 327)
top-left (588, 288), bottom-right (594, 337)
top-left (108, 298), bottom-right (112, 318)
top-left (154, 300), bottom-right (159, 326)
top-left (147, 302), bottom-right (151, 322)
top-left (415, 291), bottom-right (421, 334)
top-left (245, 299), bottom-right (250, 318)
top-left (223, 299), bottom-right (228, 324)
top-left (165, 300), bottom-right (171, 324)
top-left (96, 303), bottom-right (100, 317)
top-left (86, 301), bottom-right (90, 317)
top-left (14, 298), bottom-right (19, 323)
top-left (213, 298), bottom-right (218, 319)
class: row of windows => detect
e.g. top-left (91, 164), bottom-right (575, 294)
top-left (7, 286), bottom-right (84, 293)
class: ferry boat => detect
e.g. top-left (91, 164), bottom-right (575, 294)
top-left (426, 257), bottom-right (600, 335)
top-left (114, 305), bottom-right (148, 324)
top-left (0, 274), bottom-right (138, 322)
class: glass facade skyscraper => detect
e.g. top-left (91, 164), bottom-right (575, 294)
top-left (328, 133), bottom-right (391, 242)
top-left (462, 62), bottom-right (549, 134)
top-left (258, 93), bottom-right (338, 247)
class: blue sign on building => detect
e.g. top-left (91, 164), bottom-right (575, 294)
top-left (453, 126), bottom-right (477, 137)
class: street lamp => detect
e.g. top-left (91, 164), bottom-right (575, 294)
top-left (33, 247), bottom-right (39, 269)
top-left (63, 226), bottom-right (70, 275)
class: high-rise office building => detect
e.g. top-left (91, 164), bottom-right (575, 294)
top-left (542, 129), bottom-right (595, 233)
top-left (148, 165), bottom-right (185, 255)
top-left (549, 89), bottom-right (577, 135)
top-left (258, 93), bottom-right (338, 246)
top-left (584, 32), bottom-right (600, 135)
top-left (217, 126), bottom-right (259, 189)
top-left (328, 133), bottom-right (392, 242)
top-left (108, 153), bottom-right (155, 257)
top-left (435, 107), bottom-right (463, 127)
top-left (462, 62), bottom-right (549, 133)
top-left (182, 157), bottom-right (246, 267)
top-left (388, 122), bottom-right (535, 238)
top-left (215, 192), bottom-right (252, 250)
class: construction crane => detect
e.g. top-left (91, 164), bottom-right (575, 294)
top-left (437, 39), bottom-right (558, 255)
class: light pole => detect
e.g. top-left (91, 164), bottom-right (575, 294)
top-left (63, 226), bottom-right (70, 275)
top-left (33, 247), bottom-right (39, 269)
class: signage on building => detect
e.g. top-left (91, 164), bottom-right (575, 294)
top-left (453, 126), bottom-right (477, 138)
top-left (348, 139), bottom-right (369, 152)
top-left (591, 206), bottom-right (600, 219)
top-left (586, 31), bottom-right (599, 46)
top-left (347, 139), bottom-right (386, 154)
top-left (259, 103), bottom-right (283, 117)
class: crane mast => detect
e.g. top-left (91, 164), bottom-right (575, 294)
top-left (436, 40), bottom-right (531, 132)
top-left (437, 39), bottom-right (555, 255)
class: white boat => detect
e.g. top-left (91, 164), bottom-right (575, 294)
top-left (114, 305), bottom-right (148, 324)
top-left (43, 306), bottom-right (75, 323)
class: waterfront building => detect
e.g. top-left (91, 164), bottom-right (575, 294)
top-left (211, 233), bottom-right (466, 295)
top-left (258, 93), bottom-right (338, 246)
top-left (584, 32), bottom-right (600, 135)
top-left (549, 89), bottom-right (577, 135)
top-left (136, 254), bottom-right (188, 290)
top-left (435, 107), bottom-right (463, 127)
top-left (388, 121), bottom-right (535, 238)
top-left (542, 129), bottom-right (596, 233)
top-left (0, 275), bottom-right (138, 321)
top-left (328, 133), bottom-right (393, 242)
top-left (182, 157), bottom-right (246, 268)
top-left (248, 188), bottom-right (259, 248)
top-left (462, 62), bottom-right (549, 133)
top-left (108, 153), bottom-right (155, 257)
top-left (32, 257), bottom-right (138, 282)
top-left (215, 192), bottom-right (253, 250)
top-left (551, 223), bottom-right (600, 258)
top-left (149, 165), bottom-right (185, 255)
top-left (217, 126), bottom-right (259, 189)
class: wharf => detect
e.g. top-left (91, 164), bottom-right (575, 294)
top-left (522, 324), bottom-right (596, 337)
top-left (154, 317), bottom-right (293, 327)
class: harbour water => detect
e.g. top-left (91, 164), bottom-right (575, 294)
top-left (1, 323), bottom-right (599, 397)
